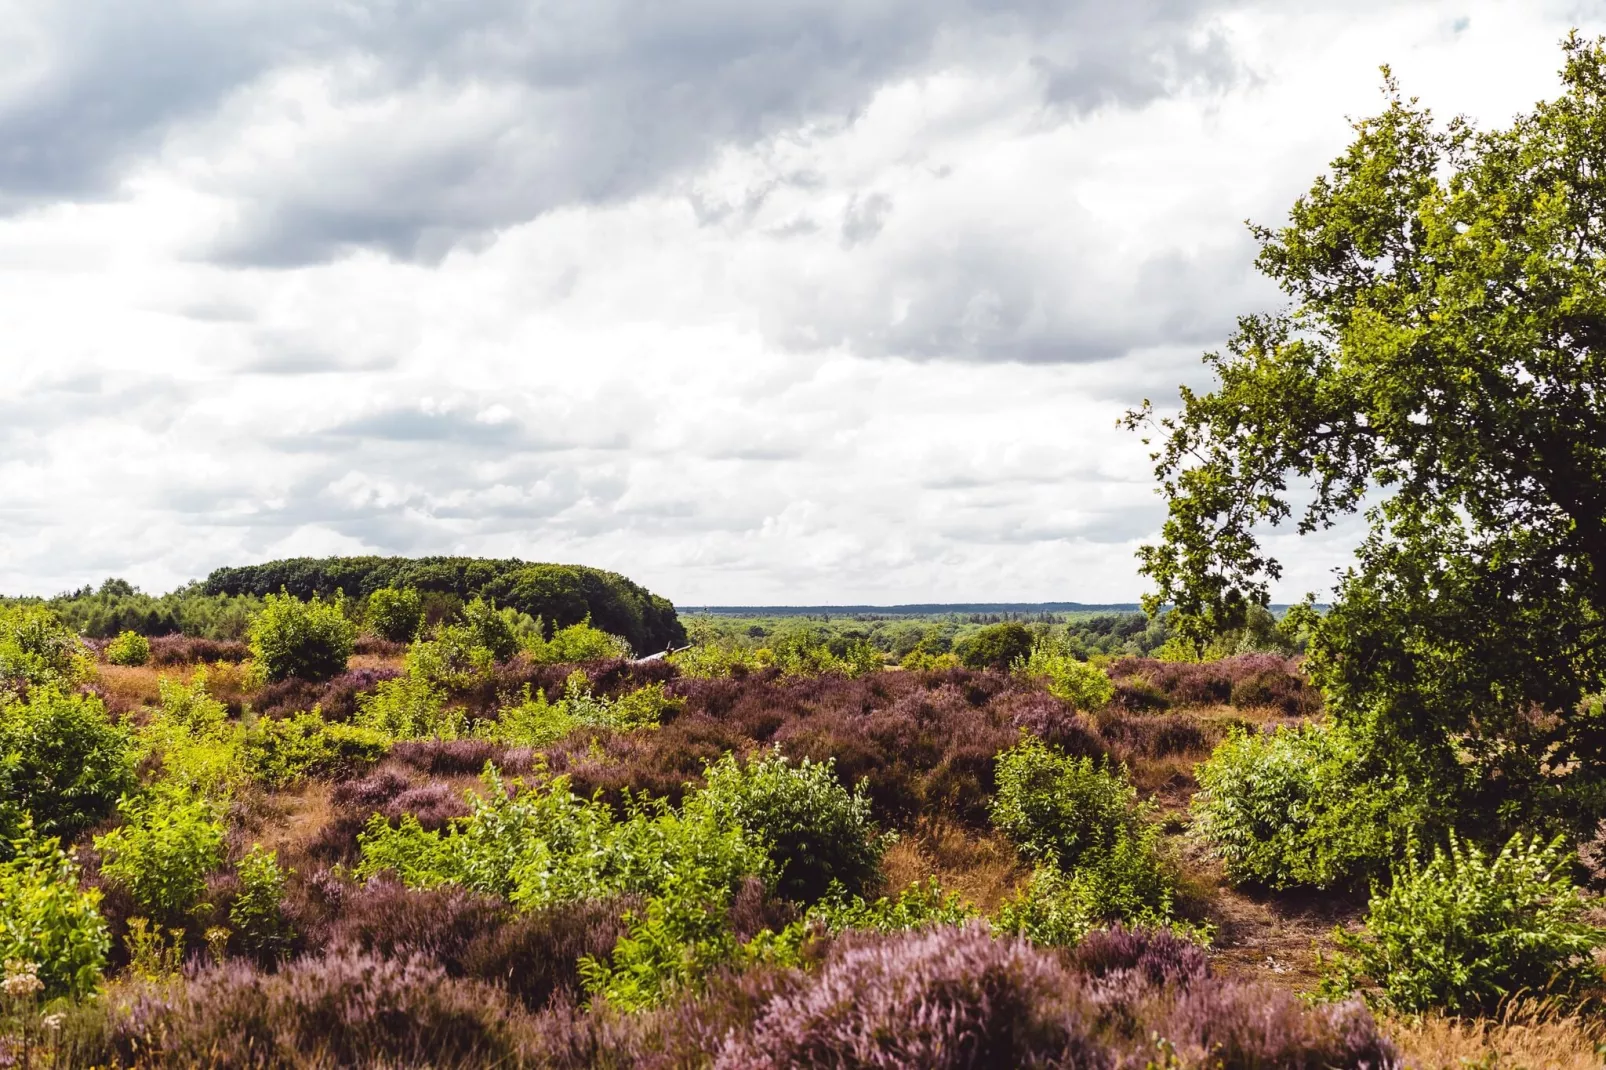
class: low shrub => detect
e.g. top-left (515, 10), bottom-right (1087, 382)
top-left (97, 950), bottom-right (537, 1068)
top-left (0, 822), bottom-right (110, 1000)
top-left (355, 673), bottom-right (463, 740)
top-left (253, 665), bottom-right (403, 722)
top-left (460, 596), bottom-right (520, 662)
top-left (243, 708), bottom-right (388, 787)
top-left (0, 687), bottom-right (135, 851)
top-left (1105, 653), bottom-right (1320, 714)
top-left (135, 673), bottom-right (246, 798)
top-left (229, 844), bottom-right (295, 960)
top-left (1319, 833), bottom-right (1606, 1014)
top-left (990, 736), bottom-right (1139, 871)
top-left (482, 673), bottom-right (680, 747)
top-left (146, 634), bottom-right (251, 666)
top-left (248, 592), bottom-right (357, 683)
top-left (805, 878), bottom-right (978, 935)
top-left (0, 603), bottom-right (89, 697)
top-left (1192, 722), bottom-right (1425, 891)
top-left (529, 620), bottom-right (634, 664)
top-left (367, 585), bottom-right (424, 643)
top-left (1014, 646), bottom-right (1114, 710)
top-left (104, 630), bottom-right (151, 667)
top-left (691, 748), bottom-right (885, 903)
top-left (95, 790), bottom-right (226, 924)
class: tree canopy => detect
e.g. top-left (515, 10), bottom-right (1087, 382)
top-left (1128, 35), bottom-right (1606, 834)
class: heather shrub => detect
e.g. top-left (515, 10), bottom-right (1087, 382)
top-left (691, 748), bottom-right (885, 903)
top-left (990, 735), bottom-right (1140, 871)
top-left (0, 603), bottom-right (89, 697)
top-left (0, 687), bottom-right (135, 852)
top-left (355, 673), bottom-right (463, 740)
top-left (1319, 833), bottom-right (1606, 1014)
top-left (367, 585), bottom-right (424, 642)
top-left (0, 822), bottom-right (110, 1000)
top-left (243, 708), bottom-right (388, 787)
top-left (230, 844), bottom-right (295, 960)
top-left (98, 950), bottom-right (537, 1068)
top-left (954, 622), bottom-right (1034, 670)
top-left (104, 629), bottom-right (151, 667)
top-left (1105, 653), bottom-right (1320, 713)
top-left (1015, 646), bottom-right (1114, 710)
top-left (146, 634), bottom-right (252, 666)
top-left (717, 924), bottom-right (1095, 1069)
top-left (996, 692), bottom-right (1104, 757)
top-left (95, 790), bottom-right (226, 924)
top-left (247, 591), bottom-right (356, 683)
top-left (1192, 722), bottom-right (1424, 891)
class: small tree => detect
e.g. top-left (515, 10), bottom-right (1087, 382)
top-left (956, 623), bottom-right (1033, 671)
top-left (248, 592), bottom-right (355, 683)
top-left (0, 821), bottom-right (109, 1000)
top-left (105, 630), bottom-right (152, 667)
top-left (0, 688), bottom-right (136, 853)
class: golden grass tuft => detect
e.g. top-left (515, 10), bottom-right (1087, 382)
top-left (1388, 1000), bottom-right (1606, 1069)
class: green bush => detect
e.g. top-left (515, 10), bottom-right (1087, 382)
top-left (230, 844), bottom-right (295, 960)
top-left (0, 604), bottom-right (89, 697)
top-left (243, 709), bottom-right (388, 787)
top-left (460, 597), bottom-right (519, 662)
top-left (0, 821), bottom-right (109, 1000)
top-left (354, 675), bottom-right (462, 740)
top-left (95, 790), bottom-right (226, 924)
top-left (692, 748), bottom-right (885, 903)
top-left (527, 620), bottom-right (633, 663)
top-left (406, 626), bottom-right (495, 690)
top-left (137, 673), bottom-right (245, 799)
top-left (806, 878), bottom-right (978, 935)
top-left (355, 767), bottom-right (771, 912)
top-left (365, 586), bottom-right (423, 642)
top-left (991, 736), bottom-right (1139, 871)
top-left (104, 629), bottom-right (152, 667)
top-left (956, 622), bottom-right (1033, 670)
top-left (1192, 723), bottom-right (1424, 891)
top-left (0, 688), bottom-right (135, 852)
top-left (1015, 647), bottom-right (1114, 710)
top-left (247, 592), bottom-right (356, 683)
top-left (1319, 833), bottom-right (1606, 1014)
top-left (578, 866), bottom-right (739, 1011)
top-left (482, 673), bottom-right (678, 747)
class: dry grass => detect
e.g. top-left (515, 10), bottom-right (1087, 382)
top-left (878, 821), bottom-right (1026, 913)
top-left (1388, 1001), bottom-right (1606, 1069)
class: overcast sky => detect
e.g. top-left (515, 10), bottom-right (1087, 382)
top-left (1, 1), bottom-right (1599, 605)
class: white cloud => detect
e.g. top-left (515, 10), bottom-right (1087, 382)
top-left (0, 0), bottom-right (1599, 603)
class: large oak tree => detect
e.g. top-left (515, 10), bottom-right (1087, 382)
top-left (1128, 35), bottom-right (1606, 835)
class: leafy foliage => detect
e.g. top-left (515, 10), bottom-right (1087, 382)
top-left (136, 673), bottom-right (245, 798)
top-left (459, 596), bottom-right (519, 662)
top-left (365, 586), bottom-right (423, 643)
top-left (104, 630), bottom-right (151, 667)
top-left (954, 622), bottom-right (1033, 670)
top-left (95, 790), bottom-right (226, 924)
top-left (230, 845), bottom-right (295, 960)
top-left (990, 736), bottom-right (1139, 871)
top-left (0, 604), bottom-right (89, 698)
top-left (247, 592), bottom-right (356, 684)
top-left (354, 673), bottom-right (462, 741)
top-left (242, 709), bottom-right (388, 787)
top-left (482, 673), bottom-right (678, 747)
top-left (0, 822), bottom-right (109, 1000)
top-left (692, 748), bottom-right (884, 903)
top-left (1014, 645), bottom-right (1114, 710)
top-left (1192, 722), bottom-right (1424, 890)
top-left (1320, 833), bottom-right (1606, 1014)
top-left (0, 688), bottom-right (135, 852)
top-left (1127, 36), bottom-right (1606, 837)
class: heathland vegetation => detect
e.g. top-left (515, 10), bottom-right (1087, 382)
top-left (11, 35), bottom-right (1606, 1069)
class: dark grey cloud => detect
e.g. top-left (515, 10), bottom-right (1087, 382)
top-left (2, 0), bottom-right (1243, 265)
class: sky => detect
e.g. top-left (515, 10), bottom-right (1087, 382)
top-left (1, 1), bottom-right (1601, 606)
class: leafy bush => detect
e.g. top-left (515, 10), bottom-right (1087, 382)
top-left (458, 597), bottom-right (519, 662)
top-left (247, 592), bottom-right (356, 683)
top-left (243, 708), bottom-right (388, 786)
top-left (95, 790), bottom-right (226, 923)
top-left (898, 649), bottom-right (962, 671)
top-left (0, 688), bottom-right (135, 851)
top-left (578, 866), bottom-right (741, 1011)
top-left (355, 673), bottom-right (462, 741)
top-left (0, 603), bottom-right (89, 697)
top-left (0, 822), bottom-right (109, 1000)
top-left (806, 878), bottom-right (978, 935)
top-left (230, 844), bottom-right (295, 960)
top-left (366, 585), bottom-right (424, 642)
top-left (1319, 833), bottom-right (1606, 1014)
top-left (482, 673), bottom-right (679, 747)
top-left (1015, 646), bottom-right (1114, 710)
top-left (990, 736), bottom-right (1139, 871)
top-left (692, 748), bottom-right (884, 903)
top-left (1192, 722), bottom-right (1424, 891)
top-left (104, 629), bottom-right (151, 667)
top-left (136, 673), bottom-right (245, 798)
top-left (528, 619), bottom-right (634, 663)
top-left (955, 622), bottom-right (1033, 670)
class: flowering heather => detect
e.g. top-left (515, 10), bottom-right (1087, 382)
top-left (1105, 654), bottom-right (1319, 715)
top-left (255, 666), bottom-right (403, 722)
